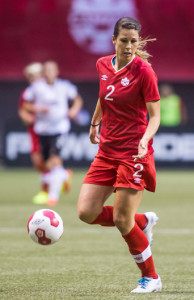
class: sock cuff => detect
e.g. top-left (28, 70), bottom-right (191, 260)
top-left (131, 245), bottom-right (152, 263)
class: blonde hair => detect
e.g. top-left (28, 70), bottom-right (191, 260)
top-left (23, 62), bottom-right (43, 76)
top-left (136, 38), bottom-right (156, 64)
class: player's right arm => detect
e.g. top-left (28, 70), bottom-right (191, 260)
top-left (89, 98), bottom-right (102, 144)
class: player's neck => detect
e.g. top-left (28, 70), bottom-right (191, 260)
top-left (47, 81), bottom-right (55, 85)
top-left (46, 78), bottom-right (57, 85)
top-left (114, 55), bottom-right (134, 71)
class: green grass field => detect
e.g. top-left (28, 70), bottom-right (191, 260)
top-left (0, 168), bottom-right (194, 300)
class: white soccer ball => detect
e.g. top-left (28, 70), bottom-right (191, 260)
top-left (27, 209), bottom-right (64, 245)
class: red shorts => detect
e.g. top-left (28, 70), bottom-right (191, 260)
top-left (27, 126), bottom-right (40, 154)
top-left (84, 153), bottom-right (156, 192)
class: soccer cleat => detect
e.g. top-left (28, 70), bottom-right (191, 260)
top-left (131, 275), bottom-right (162, 293)
top-left (32, 191), bottom-right (48, 205)
top-left (62, 169), bottom-right (73, 193)
top-left (47, 198), bottom-right (58, 206)
top-left (143, 212), bottom-right (159, 245)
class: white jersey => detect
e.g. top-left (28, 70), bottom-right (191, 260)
top-left (23, 78), bottom-right (78, 135)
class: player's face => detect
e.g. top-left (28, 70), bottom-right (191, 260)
top-left (26, 73), bottom-right (42, 84)
top-left (112, 28), bottom-right (139, 62)
top-left (43, 63), bottom-right (59, 84)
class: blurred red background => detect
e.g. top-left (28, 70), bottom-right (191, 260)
top-left (0, 0), bottom-right (194, 81)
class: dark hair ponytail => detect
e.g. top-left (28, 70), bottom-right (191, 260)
top-left (113, 17), bottom-right (156, 63)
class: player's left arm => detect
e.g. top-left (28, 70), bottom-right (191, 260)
top-left (89, 98), bottom-right (102, 144)
top-left (68, 94), bottom-right (83, 119)
top-left (133, 100), bottom-right (160, 161)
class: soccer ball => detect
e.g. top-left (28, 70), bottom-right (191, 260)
top-left (27, 209), bottom-right (64, 245)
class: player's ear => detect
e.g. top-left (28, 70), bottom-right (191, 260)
top-left (112, 35), bottom-right (116, 46)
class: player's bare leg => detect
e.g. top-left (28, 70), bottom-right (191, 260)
top-left (113, 188), bottom-right (143, 235)
top-left (31, 152), bottom-right (50, 204)
top-left (78, 184), bottom-right (114, 224)
top-left (78, 184), bottom-right (158, 233)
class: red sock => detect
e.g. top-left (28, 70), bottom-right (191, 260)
top-left (135, 214), bottom-right (147, 230)
top-left (91, 206), bottom-right (147, 230)
top-left (91, 206), bottom-right (114, 226)
top-left (123, 223), bottom-right (157, 278)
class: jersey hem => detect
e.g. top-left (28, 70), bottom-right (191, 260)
top-left (97, 149), bottom-right (154, 161)
top-left (145, 97), bottom-right (160, 102)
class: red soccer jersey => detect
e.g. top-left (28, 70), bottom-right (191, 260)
top-left (97, 55), bottom-right (160, 159)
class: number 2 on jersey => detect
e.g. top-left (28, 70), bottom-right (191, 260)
top-left (105, 85), bottom-right (115, 101)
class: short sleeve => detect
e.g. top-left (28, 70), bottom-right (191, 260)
top-left (96, 59), bottom-right (100, 73)
top-left (96, 58), bottom-right (102, 79)
top-left (141, 67), bottom-right (160, 102)
top-left (65, 81), bottom-right (78, 99)
top-left (23, 86), bottom-right (35, 102)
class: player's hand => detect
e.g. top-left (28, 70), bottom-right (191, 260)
top-left (68, 108), bottom-right (77, 120)
top-left (89, 126), bottom-right (100, 144)
top-left (35, 105), bottom-right (49, 113)
top-left (132, 139), bottom-right (148, 161)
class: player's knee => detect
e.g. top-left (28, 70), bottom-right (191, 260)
top-left (113, 213), bottom-right (134, 233)
top-left (47, 155), bottom-right (62, 169)
top-left (31, 153), bottom-right (44, 171)
top-left (33, 160), bottom-right (45, 172)
top-left (113, 214), bottom-right (126, 231)
top-left (78, 208), bottom-right (93, 224)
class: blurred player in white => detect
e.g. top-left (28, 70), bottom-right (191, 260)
top-left (18, 62), bottom-right (52, 204)
top-left (23, 61), bottom-right (83, 205)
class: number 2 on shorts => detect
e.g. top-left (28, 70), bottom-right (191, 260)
top-left (133, 163), bottom-right (144, 177)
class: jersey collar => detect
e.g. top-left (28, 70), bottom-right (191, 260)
top-left (111, 55), bottom-right (135, 73)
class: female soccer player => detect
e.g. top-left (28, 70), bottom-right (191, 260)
top-left (18, 63), bottom-right (51, 204)
top-left (78, 17), bottom-right (162, 293)
top-left (23, 61), bottom-right (82, 205)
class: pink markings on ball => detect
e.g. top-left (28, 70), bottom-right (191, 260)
top-left (43, 210), bottom-right (59, 227)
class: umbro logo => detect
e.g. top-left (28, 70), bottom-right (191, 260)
top-left (121, 77), bottom-right (130, 86)
top-left (134, 178), bottom-right (141, 184)
top-left (101, 75), bottom-right (108, 81)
